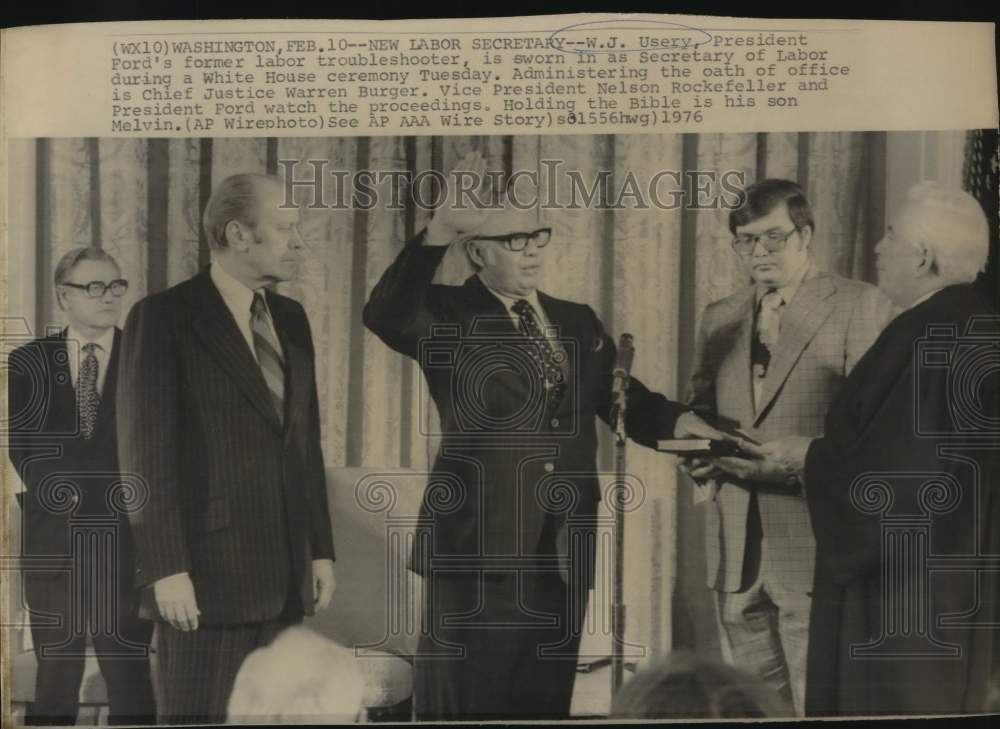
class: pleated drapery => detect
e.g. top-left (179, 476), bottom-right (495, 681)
top-left (21, 131), bottom-right (884, 667)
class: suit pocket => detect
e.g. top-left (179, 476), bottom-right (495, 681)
top-left (199, 496), bottom-right (231, 533)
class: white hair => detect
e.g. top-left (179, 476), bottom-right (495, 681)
top-left (227, 627), bottom-right (365, 724)
top-left (901, 181), bottom-right (989, 284)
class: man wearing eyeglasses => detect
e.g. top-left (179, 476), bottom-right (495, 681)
top-left (7, 247), bottom-right (156, 724)
top-left (682, 179), bottom-right (894, 715)
top-left (364, 152), bottom-right (721, 720)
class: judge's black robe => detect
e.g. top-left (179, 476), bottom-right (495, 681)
top-left (803, 284), bottom-right (999, 716)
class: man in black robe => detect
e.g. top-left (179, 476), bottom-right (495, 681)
top-left (711, 182), bottom-right (999, 715)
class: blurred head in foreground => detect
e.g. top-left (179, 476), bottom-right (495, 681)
top-left (227, 627), bottom-right (365, 723)
top-left (987, 673), bottom-right (1000, 712)
top-left (610, 651), bottom-right (786, 719)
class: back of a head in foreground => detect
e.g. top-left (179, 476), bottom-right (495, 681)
top-left (227, 626), bottom-right (365, 724)
top-left (610, 650), bottom-right (786, 719)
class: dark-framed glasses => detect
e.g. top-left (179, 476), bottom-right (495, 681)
top-left (472, 227), bottom-right (552, 252)
top-left (61, 279), bottom-right (129, 298)
top-left (731, 228), bottom-right (799, 255)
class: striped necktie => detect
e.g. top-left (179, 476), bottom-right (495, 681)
top-left (251, 293), bottom-right (285, 425)
top-left (77, 342), bottom-right (100, 439)
top-left (752, 288), bottom-right (784, 380)
top-left (511, 298), bottom-right (566, 388)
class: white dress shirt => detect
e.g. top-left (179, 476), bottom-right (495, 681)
top-left (484, 285), bottom-right (558, 341)
top-left (484, 284), bottom-right (570, 390)
top-left (210, 262), bottom-right (282, 361)
top-left (66, 325), bottom-right (115, 395)
top-left (908, 286), bottom-right (946, 311)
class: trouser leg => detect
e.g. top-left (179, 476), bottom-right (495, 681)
top-left (715, 571), bottom-right (795, 714)
top-left (24, 576), bottom-right (86, 726)
top-left (91, 588), bottom-right (156, 725)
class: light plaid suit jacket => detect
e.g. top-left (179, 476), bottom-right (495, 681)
top-left (688, 262), bottom-right (895, 594)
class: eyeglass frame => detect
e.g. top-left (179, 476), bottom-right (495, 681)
top-left (59, 279), bottom-right (130, 298)
top-left (470, 227), bottom-right (552, 252)
top-left (731, 227), bottom-right (801, 256)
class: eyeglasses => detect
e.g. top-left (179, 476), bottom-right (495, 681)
top-left (731, 228), bottom-right (799, 256)
top-left (60, 279), bottom-right (129, 298)
top-left (471, 228), bottom-right (552, 252)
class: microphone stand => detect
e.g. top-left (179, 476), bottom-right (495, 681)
top-left (610, 333), bottom-right (633, 696)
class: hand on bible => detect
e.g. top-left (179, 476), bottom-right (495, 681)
top-left (425, 150), bottom-right (491, 246)
top-left (712, 436), bottom-right (813, 485)
top-left (672, 411), bottom-right (726, 441)
top-left (153, 572), bottom-right (200, 631)
top-left (680, 456), bottom-right (724, 481)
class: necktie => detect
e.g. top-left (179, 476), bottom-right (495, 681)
top-left (752, 289), bottom-right (783, 381)
top-left (511, 299), bottom-right (566, 389)
top-left (251, 293), bottom-right (285, 425)
top-left (78, 342), bottom-right (100, 439)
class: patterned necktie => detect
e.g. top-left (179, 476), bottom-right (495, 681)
top-left (251, 293), bottom-right (285, 425)
top-left (511, 299), bottom-right (566, 389)
top-left (78, 342), bottom-right (100, 439)
top-left (752, 289), bottom-right (784, 380)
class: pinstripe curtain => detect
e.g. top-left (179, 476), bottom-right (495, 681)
top-left (19, 131), bottom-right (885, 664)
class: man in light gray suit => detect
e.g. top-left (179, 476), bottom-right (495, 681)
top-left (684, 179), bottom-right (894, 715)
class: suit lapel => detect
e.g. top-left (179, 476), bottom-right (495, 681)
top-left (460, 275), bottom-right (551, 404)
top-left (462, 275), bottom-right (518, 331)
top-left (189, 272), bottom-right (283, 433)
top-left (754, 270), bottom-right (837, 424)
top-left (90, 328), bottom-right (121, 442)
top-left (730, 290), bottom-right (756, 425)
top-left (536, 291), bottom-right (577, 410)
top-left (50, 333), bottom-right (80, 436)
top-left (708, 289), bottom-right (756, 427)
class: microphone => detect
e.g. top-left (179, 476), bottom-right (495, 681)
top-left (612, 333), bottom-right (634, 387)
top-left (611, 333), bottom-right (634, 440)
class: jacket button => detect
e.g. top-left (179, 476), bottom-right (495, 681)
top-left (544, 463), bottom-right (555, 473)
top-left (550, 418), bottom-right (560, 428)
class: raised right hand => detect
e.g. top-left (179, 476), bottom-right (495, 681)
top-left (153, 572), bottom-right (200, 631)
top-left (424, 150), bottom-right (491, 246)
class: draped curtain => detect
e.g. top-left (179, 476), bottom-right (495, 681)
top-left (964, 129), bottom-right (999, 300)
top-left (17, 131), bottom-right (884, 668)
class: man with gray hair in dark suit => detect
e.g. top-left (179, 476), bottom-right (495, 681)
top-left (8, 247), bottom-right (155, 725)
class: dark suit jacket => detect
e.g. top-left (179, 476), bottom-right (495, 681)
top-left (8, 328), bottom-right (136, 575)
top-left (363, 234), bottom-right (687, 587)
top-left (116, 270), bottom-right (335, 625)
top-left (803, 284), bottom-right (999, 715)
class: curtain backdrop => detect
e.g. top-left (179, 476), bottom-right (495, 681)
top-left (19, 131), bottom-right (885, 668)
